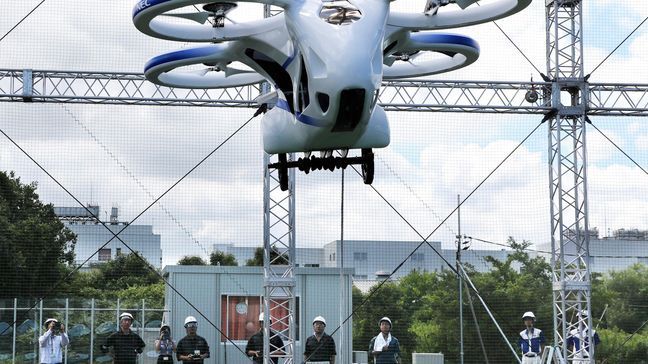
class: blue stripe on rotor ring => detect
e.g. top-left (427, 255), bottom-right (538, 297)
top-left (409, 33), bottom-right (480, 52)
top-left (133, 0), bottom-right (174, 18)
top-left (275, 99), bottom-right (325, 127)
top-left (144, 46), bottom-right (223, 73)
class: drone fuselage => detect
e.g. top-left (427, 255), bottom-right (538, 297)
top-left (262, 0), bottom-right (390, 154)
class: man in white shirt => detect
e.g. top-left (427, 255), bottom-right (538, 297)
top-left (39, 318), bottom-right (69, 364)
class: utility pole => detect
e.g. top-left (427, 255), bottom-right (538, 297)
top-left (457, 194), bottom-right (464, 364)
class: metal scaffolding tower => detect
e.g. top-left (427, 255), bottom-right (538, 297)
top-left (2, 1), bottom-right (647, 362)
top-left (545, 0), bottom-right (594, 361)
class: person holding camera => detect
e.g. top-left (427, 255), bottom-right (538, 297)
top-left (39, 318), bottom-right (69, 364)
top-left (101, 312), bottom-right (146, 364)
top-left (155, 324), bottom-right (176, 363)
top-left (176, 316), bottom-right (210, 363)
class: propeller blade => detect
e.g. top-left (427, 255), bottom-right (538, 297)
top-left (455, 0), bottom-right (479, 9)
top-left (384, 56), bottom-right (397, 67)
top-left (161, 12), bottom-right (211, 24)
top-left (224, 66), bottom-right (255, 77)
top-left (188, 68), bottom-right (210, 76)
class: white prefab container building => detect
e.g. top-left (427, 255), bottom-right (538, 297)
top-left (163, 266), bottom-right (354, 364)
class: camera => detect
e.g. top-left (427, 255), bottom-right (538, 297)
top-left (52, 321), bottom-right (61, 332)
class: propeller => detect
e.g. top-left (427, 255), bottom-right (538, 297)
top-left (320, 1), bottom-right (362, 25)
top-left (189, 62), bottom-right (256, 77)
top-left (424, 0), bottom-right (480, 15)
top-left (161, 12), bottom-right (212, 25)
top-left (160, 2), bottom-right (240, 26)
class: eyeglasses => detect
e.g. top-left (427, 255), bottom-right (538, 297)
top-left (185, 323), bottom-right (198, 328)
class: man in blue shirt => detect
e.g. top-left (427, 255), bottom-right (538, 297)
top-left (566, 310), bottom-right (600, 364)
top-left (518, 311), bottom-right (545, 364)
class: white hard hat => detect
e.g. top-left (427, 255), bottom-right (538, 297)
top-left (577, 310), bottom-right (589, 317)
top-left (44, 318), bottom-right (58, 326)
top-left (184, 316), bottom-right (198, 326)
top-left (522, 312), bottom-right (536, 320)
top-left (313, 316), bottom-right (326, 325)
top-left (379, 317), bottom-right (392, 326)
top-left (119, 312), bottom-right (134, 321)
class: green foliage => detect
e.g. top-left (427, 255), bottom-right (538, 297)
top-left (64, 253), bottom-right (163, 305)
top-left (245, 246), bottom-right (288, 266)
top-left (96, 252), bottom-right (161, 289)
top-left (352, 237), bottom-right (555, 364)
top-left (595, 327), bottom-right (648, 363)
top-left (177, 255), bottom-right (207, 265)
top-left (594, 264), bottom-right (648, 333)
top-left (116, 282), bottom-right (165, 308)
top-left (210, 250), bottom-right (238, 266)
top-left (0, 171), bottom-right (77, 298)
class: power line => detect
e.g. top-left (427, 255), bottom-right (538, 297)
top-left (0, 0), bottom-right (47, 43)
top-left (475, 2), bottom-right (543, 76)
top-left (589, 15), bottom-right (648, 77)
top-left (589, 120), bottom-right (648, 177)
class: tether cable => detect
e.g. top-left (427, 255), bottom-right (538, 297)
top-left (0, 0), bottom-right (47, 43)
top-left (589, 15), bottom-right (648, 77)
top-left (589, 120), bottom-right (648, 176)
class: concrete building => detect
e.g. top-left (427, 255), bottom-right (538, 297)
top-left (163, 266), bottom-right (353, 364)
top-left (55, 205), bottom-right (162, 269)
top-left (212, 243), bottom-right (323, 267)
top-left (536, 228), bottom-right (648, 273)
top-left (323, 240), bottom-right (515, 280)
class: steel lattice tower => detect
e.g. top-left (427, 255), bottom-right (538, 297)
top-left (546, 0), bottom-right (594, 361)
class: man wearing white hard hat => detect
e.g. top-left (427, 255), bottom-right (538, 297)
top-left (176, 316), bottom-right (210, 363)
top-left (518, 312), bottom-right (545, 364)
top-left (369, 317), bottom-right (401, 364)
top-left (38, 318), bottom-right (69, 364)
top-left (246, 312), bottom-right (284, 364)
top-left (566, 310), bottom-right (600, 364)
top-left (304, 316), bottom-right (337, 363)
top-left (101, 312), bottom-right (146, 363)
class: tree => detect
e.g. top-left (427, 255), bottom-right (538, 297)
top-left (245, 246), bottom-right (288, 266)
top-left (210, 250), bottom-right (238, 266)
top-left (177, 255), bottom-right (207, 265)
top-left (594, 264), bottom-right (648, 333)
top-left (96, 252), bottom-right (161, 289)
top-left (0, 171), bottom-right (77, 298)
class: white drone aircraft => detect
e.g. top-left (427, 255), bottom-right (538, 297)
top-left (133, 0), bottom-right (531, 190)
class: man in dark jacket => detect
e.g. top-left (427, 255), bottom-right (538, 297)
top-left (102, 312), bottom-right (146, 364)
top-left (176, 316), bottom-right (210, 363)
top-left (246, 313), bottom-right (284, 364)
top-left (304, 316), bottom-right (336, 363)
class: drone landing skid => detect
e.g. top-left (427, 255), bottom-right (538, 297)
top-left (269, 149), bottom-right (375, 191)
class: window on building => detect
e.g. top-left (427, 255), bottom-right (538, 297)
top-left (98, 248), bottom-right (111, 261)
top-left (411, 253), bottom-right (424, 263)
top-left (116, 248), bottom-right (122, 256)
top-left (354, 252), bottom-right (368, 262)
top-left (221, 296), bottom-right (299, 342)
